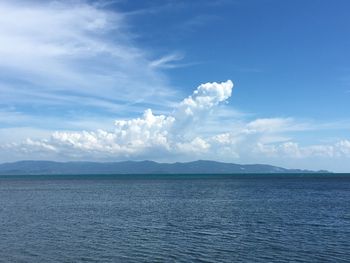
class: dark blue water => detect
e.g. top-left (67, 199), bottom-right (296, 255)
top-left (0, 174), bottom-right (349, 262)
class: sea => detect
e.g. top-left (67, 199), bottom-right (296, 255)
top-left (0, 174), bottom-right (349, 262)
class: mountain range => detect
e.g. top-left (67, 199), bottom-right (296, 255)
top-left (0, 160), bottom-right (329, 175)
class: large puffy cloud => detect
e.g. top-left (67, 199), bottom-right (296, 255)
top-left (3, 78), bottom-right (350, 167)
top-left (47, 108), bottom-right (175, 157)
top-left (113, 109), bottom-right (175, 151)
top-left (178, 80), bottom-right (233, 116)
top-left (171, 80), bottom-right (234, 133)
top-left (176, 137), bottom-right (211, 154)
top-left (5, 80), bottom-right (233, 160)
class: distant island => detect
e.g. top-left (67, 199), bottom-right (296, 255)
top-left (0, 160), bottom-right (330, 175)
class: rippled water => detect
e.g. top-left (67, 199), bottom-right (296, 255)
top-left (0, 174), bottom-right (349, 262)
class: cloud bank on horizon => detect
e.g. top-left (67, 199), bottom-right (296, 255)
top-left (3, 79), bottom-right (350, 168)
top-left (1, 1), bottom-right (350, 172)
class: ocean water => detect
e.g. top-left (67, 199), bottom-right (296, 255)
top-left (0, 174), bottom-right (349, 262)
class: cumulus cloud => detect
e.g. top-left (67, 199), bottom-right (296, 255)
top-left (4, 77), bottom-right (350, 166)
top-left (5, 80), bottom-right (234, 160)
top-left (176, 137), bottom-right (210, 153)
top-left (113, 109), bottom-right (175, 151)
top-left (178, 80), bottom-right (233, 116)
top-left (336, 140), bottom-right (350, 156)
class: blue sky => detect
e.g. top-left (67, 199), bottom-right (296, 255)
top-left (1, 0), bottom-right (350, 171)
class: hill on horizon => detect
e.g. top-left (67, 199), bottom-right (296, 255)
top-left (0, 160), bottom-right (330, 175)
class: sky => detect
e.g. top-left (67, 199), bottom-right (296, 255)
top-left (1, 0), bottom-right (350, 172)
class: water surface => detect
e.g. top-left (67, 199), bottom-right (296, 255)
top-left (0, 174), bottom-right (349, 262)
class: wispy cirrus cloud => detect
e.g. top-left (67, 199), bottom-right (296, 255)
top-left (0, 1), bottom-right (177, 118)
top-left (149, 53), bottom-right (186, 69)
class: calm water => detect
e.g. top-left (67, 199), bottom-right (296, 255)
top-left (0, 174), bottom-right (349, 262)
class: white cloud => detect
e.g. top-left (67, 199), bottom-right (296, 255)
top-left (176, 137), bottom-right (210, 154)
top-left (5, 80), bottom-right (233, 160)
top-left (178, 80), bottom-right (233, 116)
top-left (0, 1), bottom-right (175, 116)
top-left (149, 53), bottom-right (185, 69)
top-left (4, 77), bottom-right (350, 167)
top-left (252, 140), bottom-right (350, 159)
top-left (245, 118), bottom-right (310, 134)
top-left (173, 80), bottom-right (234, 132)
top-left (336, 140), bottom-right (350, 156)
top-left (3, 75), bottom-right (350, 172)
top-left (246, 118), bottom-right (293, 133)
top-left (24, 138), bottom-right (57, 152)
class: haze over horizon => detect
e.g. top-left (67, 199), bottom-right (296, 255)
top-left (1, 0), bottom-right (350, 172)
